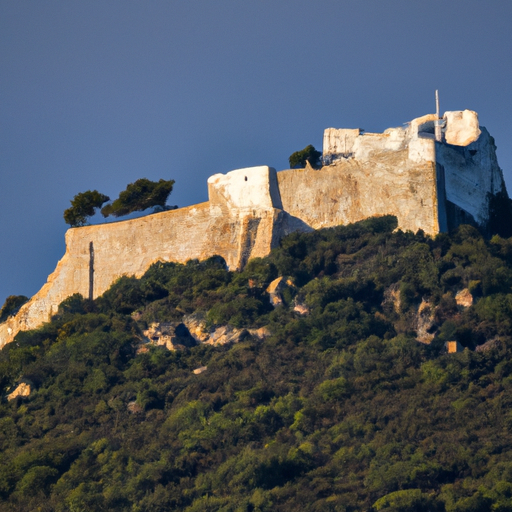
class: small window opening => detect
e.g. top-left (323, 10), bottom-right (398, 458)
top-left (244, 176), bottom-right (248, 181)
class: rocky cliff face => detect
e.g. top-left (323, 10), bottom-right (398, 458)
top-left (0, 111), bottom-right (508, 348)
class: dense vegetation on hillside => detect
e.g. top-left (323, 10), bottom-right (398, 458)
top-left (3, 217), bottom-right (512, 511)
top-left (0, 295), bottom-right (28, 323)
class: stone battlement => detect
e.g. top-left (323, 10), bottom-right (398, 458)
top-left (0, 110), bottom-right (507, 348)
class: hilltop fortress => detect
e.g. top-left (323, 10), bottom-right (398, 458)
top-left (0, 109), bottom-right (508, 348)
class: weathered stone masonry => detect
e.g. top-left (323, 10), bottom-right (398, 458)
top-left (0, 110), bottom-right (507, 348)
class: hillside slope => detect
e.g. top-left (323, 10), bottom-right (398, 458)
top-left (2, 217), bottom-right (512, 511)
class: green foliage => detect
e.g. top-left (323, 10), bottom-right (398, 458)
top-left (101, 178), bottom-right (174, 218)
top-left (57, 293), bottom-right (91, 316)
top-left (14, 465), bottom-right (58, 498)
top-left (63, 190), bottom-right (110, 227)
top-left (288, 144), bottom-right (322, 169)
top-left (3, 218), bottom-right (512, 510)
top-left (373, 489), bottom-right (443, 511)
top-left (0, 295), bottom-right (29, 323)
top-left (488, 189), bottom-right (512, 238)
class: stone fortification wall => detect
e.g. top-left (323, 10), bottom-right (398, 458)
top-left (437, 126), bottom-right (505, 227)
top-left (0, 167), bottom-right (284, 348)
top-left (322, 113), bottom-right (437, 164)
top-left (319, 109), bottom-right (507, 234)
top-left (1, 112), bottom-right (508, 349)
top-left (283, 119), bottom-right (440, 234)
top-left (278, 146), bottom-right (440, 235)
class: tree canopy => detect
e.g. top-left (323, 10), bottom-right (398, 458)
top-left (5, 219), bottom-right (512, 510)
top-left (63, 190), bottom-right (110, 227)
top-left (0, 295), bottom-right (29, 323)
top-left (288, 144), bottom-right (322, 169)
top-left (101, 178), bottom-right (175, 218)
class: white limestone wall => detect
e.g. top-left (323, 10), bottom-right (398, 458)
top-left (321, 111), bottom-right (502, 230)
top-left (1, 113), bottom-right (507, 351)
top-left (207, 166), bottom-right (282, 213)
top-left (323, 128), bottom-right (361, 156)
top-left (436, 127), bottom-right (505, 225)
top-left (408, 136), bottom-right (437, 164)
top-left (278, 146), bottom-right (441, 236)
top-left (0, 196), bottom-right (284, 348)
top-left (323, 116), bottom-right (434, 163)
top-left (435, 110), bottom-right (504, 226)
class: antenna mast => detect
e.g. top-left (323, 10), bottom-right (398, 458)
top-left (435, 90), bottom-right (442, 142)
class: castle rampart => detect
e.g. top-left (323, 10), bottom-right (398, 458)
top-left (0, 110), bottom-right (507, 348)
top-left (0, 184), bottom-right (284, 347)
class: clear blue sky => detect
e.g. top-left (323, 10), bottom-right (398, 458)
top-left (1, 0), bottom-right (511, 305)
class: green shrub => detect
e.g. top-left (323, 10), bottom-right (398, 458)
top-left (0, 295), bottom-right (29, 323)
top-left (288, 145), bottom-right (321, 168)
top-left (63, 190), bottom-right (110, 227)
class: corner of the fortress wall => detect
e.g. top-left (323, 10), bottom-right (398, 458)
top-left (0, 290), bottom-right (46, 349)
top-left (435, 109), bottom-right (503, 231)
top-left (434, 158), bottom-right (448, 234)
top-left (407, 119), bottom-right (437, 165)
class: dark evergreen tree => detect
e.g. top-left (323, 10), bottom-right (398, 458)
top-left (288, 145), bottom-right (322, 169)
top-left (101, 178), bottom-right (175, 218)
top-left (0, 295), bottom-right (29, 322)
top-left (63, 190), bottom-right (110, 227)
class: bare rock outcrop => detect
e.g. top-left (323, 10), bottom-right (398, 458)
top-left (206, 325), bottom-right (250, 346)
top-left (455, 288), bottom-right (473, 308)
top-left (142, 322), bottom-right (197, 351)
top-left (127, 401), bottom-right (143, 414)
top-left (293, 297), bottom-right (310, 316)
top-left (182, 312), bottom-right (211, 344)
top-left (7, 381), bottom-right (32, 401)
top-left (137, 314), bottom-right (271, 352)
top-left (181, 313), bottom-right (270, 347)
top-left (382, 285), bottom-right (439, 343)
top-left (382, 283), bottom-right (401, 314)
top-left (416, 298), bottom-right (436, 344)
top-left (266, 276), bottom-right (296, 307)
top-left (475, 337), bottom-right (502, 353)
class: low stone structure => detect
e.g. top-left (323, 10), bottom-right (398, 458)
top-left (142, 322), bottom-right (196, 351)
top-left (445, 341), bottom-right (464, 353)
top-left (0, 110), bottom-right (508, 348)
